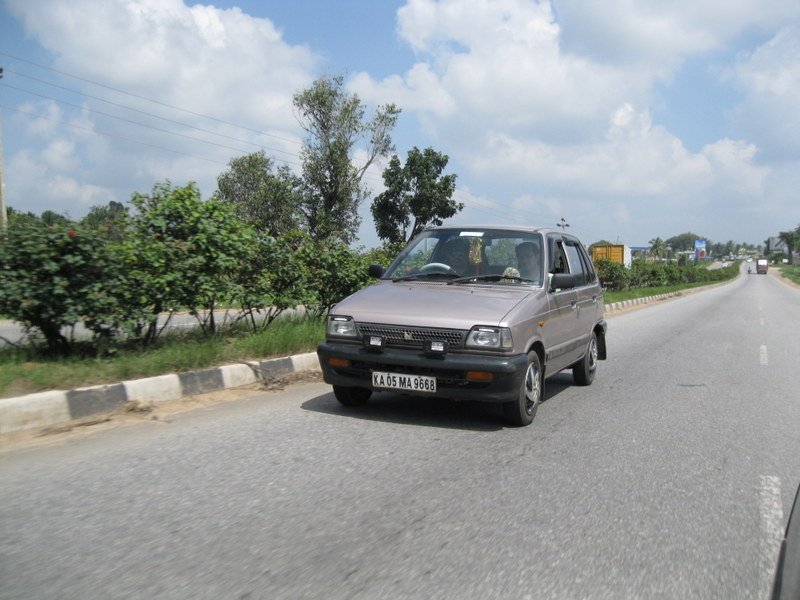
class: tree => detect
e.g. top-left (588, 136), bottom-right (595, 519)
top-left (293, 74), bottom-right (400, 243)
top-left (778, 228), bottom-right (799, 265)
top-left (666, 232), bottom-right (705, 252)
top-left (117, 182), bottom-right (253, 343)
top-left (648, 237), bottom-right (665, 261)
top-left (233, 231), bottom-right (315, 332)
top-left (6, 207), bottom-right (41, 227)
top-left (81, 200), bottom-right (129, 241)
top-left (0, 221), bottom-right (120, 354)
top-left (214, 151), bottom-right (303, 237)
top-left (40, 210), bottom-right (71, 227)
top-left (371, 146), bottom-right (460, 245)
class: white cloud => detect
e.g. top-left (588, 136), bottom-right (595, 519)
top-left (6, 0), bottom-right (316, 127)
top-left (555, 0), bottom-right (800, 71)
top-left (3, 0), bottom-right (321, 216)
top-left (8, 150), bottom-right (116, 216)
top-left (2, 0), bottom-right (798, 247)
top-left (358, 0), bottom-right (640, 146)
top-left (727, 25), bottom-right (800, 159)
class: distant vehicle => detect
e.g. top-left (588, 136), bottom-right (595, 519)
top-left (318, 225), bottom-right (607, 427)
top-left (591, 244), bottom-right (632, 268)
top-left (757, 258), bottom-right (769, 274)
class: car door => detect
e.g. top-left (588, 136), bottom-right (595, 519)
top-left (544, 235), bottom-right (580, 372)
top-left (563, 237), bottom-right (601, 355)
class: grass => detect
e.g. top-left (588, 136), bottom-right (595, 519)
top-left (777, 264), bottom-right (800, 285)
top-left (0, 315), bottom-right (325, 398)
top-left (602, 281), bottom-right (724, 304)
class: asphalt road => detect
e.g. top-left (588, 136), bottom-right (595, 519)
top-left (1, 269), bottom-right (799, 599)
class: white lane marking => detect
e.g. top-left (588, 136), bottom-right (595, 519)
top-left (760, 345), bottom-right (768, 366)
top-left (759, 475), bottom-right (784, 600)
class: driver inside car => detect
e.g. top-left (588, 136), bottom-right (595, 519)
top-left (439, 237), bottom-right (471, 275)
top-left (515, 241), bottom-right (542, 282)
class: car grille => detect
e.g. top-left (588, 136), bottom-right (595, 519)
top-left (358, 323), bottom-right (467, 350)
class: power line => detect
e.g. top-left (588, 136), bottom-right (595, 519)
top-left (5, 67), bottom-right (302, 159)
top-left (0, 51), bottom-right (299, 144)
top-left (3, 82), bottom-right (263, 157)
top-left (0, 102), bottom-right (231, 166)
top-left (0, 55), bottom-right (387, 186)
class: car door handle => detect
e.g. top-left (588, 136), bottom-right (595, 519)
top-left (570, 300), bottom-right (577, 310)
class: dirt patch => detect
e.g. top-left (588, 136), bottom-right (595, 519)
top-left (0, 369), bottom-right (324, 453)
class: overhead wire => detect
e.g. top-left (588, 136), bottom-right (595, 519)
top-left (1, 52), bottom-right (599, 233)
top-left (5, 67), bottom-right (303, 160)
top-left (0, 54), bottom-right (389, 187)
top-left (0, 103), bottom-right (231, 166)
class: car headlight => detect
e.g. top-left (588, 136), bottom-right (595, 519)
top-left (465, 326), bottom-right (513, 350)
top-left (327, 315), bottom-right (358, 338)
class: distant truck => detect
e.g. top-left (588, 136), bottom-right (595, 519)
top-left (756, 258), bottom-right (769, 274)
top-left (591, 244), bottom-right (632, 268)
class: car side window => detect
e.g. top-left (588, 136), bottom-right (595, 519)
top-left (551, 240), bottom-right (568, 274)
top-left (564, 242), bottom-right (587, 286)
top-left (576, 243), bottom-right (597, 284)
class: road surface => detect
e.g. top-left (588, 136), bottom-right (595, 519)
top-left (1, 269), bottom-right (799, 599)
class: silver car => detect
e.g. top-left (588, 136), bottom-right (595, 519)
top-left (317, 225), bottom-right (607, 426)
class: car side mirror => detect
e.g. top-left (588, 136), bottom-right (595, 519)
top-left (368, 264), bottom-right (386, 278)
top-left (549, 273), bottom-right (576, 291)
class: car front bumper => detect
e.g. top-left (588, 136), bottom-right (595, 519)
top-left (317, 341), bottom-right (529, 403)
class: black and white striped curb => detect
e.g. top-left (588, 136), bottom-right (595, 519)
top-left (0, 352), bottom-right (320, 435)
top-left (603, 292), bottom-right (679, 313)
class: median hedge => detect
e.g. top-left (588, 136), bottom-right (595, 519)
top-left (594, 259), bottom-right (740, 291)
top-left (0, 183), bottom-right (392, 356)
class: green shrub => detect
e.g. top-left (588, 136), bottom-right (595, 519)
top-left (0, 221), bottom-right (121, 354)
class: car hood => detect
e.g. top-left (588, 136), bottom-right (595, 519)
top-left (332, 280), bottom-right (536, 329)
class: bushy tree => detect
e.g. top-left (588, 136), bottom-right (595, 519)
top-left (6, 207), bottom-right (56, 227)
top-left (234, 231), bottom-right (315, 331)
top-left (297, 239), bottom-right (375, 316)
top-left (371, 146), bottom-right (460, 245)
top-left (666, 232), bottom-right (705, 252)
top-left (116, 182), bottom-right (253, 342)
top-left (214, 151), bottom-right (303, 237)
top-left (81, 200), bottom-right (129, 241)
top-left (293, 74), bottom-right (400, 243)
top-left (0, 221), bottom-right (120, 353)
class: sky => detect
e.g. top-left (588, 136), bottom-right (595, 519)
top-left (1, 0), bottom-right (799, 250)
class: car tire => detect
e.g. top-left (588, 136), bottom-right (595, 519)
top-left (503, 351), bottom-right (542, 427)
top-left (573, 330), bottom-right (598, 386)
top-left (333, 385), bottom-right (372, 406)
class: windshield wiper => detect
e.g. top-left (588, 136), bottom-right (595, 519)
top-left (447, 274), bottom-right (536, 285)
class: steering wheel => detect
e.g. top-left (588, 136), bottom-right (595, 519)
top-left (419, 262), bottom-right (456, 274)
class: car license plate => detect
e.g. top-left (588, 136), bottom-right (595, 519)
top-left (372, 371), bottom-right (437, 393)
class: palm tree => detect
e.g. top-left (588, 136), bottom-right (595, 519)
top-left (649, 237), bottom-right (665, 262)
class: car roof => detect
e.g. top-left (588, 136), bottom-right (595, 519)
top-left (424, 224), bottom-right (574, 238)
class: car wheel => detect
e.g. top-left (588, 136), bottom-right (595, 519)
top-left (333, 385), bottom-right (372, 406)
top-left (573, 331), bottom-right (598, 386)
top-left (503, 351), bottom-right (542, 427)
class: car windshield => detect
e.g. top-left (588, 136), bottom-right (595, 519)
top-left (383, 228), bottom-right (545, 287)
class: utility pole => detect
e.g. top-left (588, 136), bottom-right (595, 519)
top-left (557, 217), bottom-right (569, 230)
top-left (0, 66), bottom-right (6, 231)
